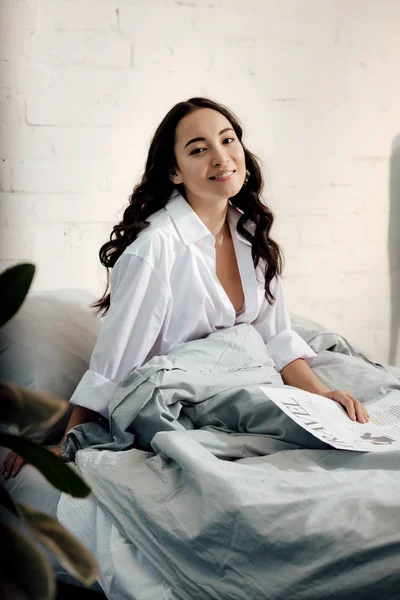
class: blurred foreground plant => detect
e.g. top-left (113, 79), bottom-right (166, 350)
top-left (0, 263), bottom-right (98, 599)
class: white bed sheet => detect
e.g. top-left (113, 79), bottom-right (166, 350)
top-left (57, 490), bottom-right (175, 600)
top-left (0, 444), bottom-right (172, 598)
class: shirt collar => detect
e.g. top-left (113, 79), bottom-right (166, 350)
top-left (164, 190), bottom-right (252, 247)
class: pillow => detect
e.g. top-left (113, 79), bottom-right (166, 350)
top-left (0, 289), bottom-right (101, 444)
top-left (289, 312), bottom-right (332, 344)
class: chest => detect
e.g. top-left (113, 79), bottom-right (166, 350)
top-left (215, 236), bottom-right (245, 313)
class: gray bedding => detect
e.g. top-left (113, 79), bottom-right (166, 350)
top-left (62, 316), bottom-right (400, 600)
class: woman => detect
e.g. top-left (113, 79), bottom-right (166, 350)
top-left (2, 97), bottom-right (369, 479)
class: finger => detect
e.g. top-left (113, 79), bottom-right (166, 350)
top-left (2, 450), bottom-right (16, 471)
top-left (363, 406), bottom-right (370, 421)
top-left (346, 395), bottom-right (370, 422)
top-left (358, 402), bottom-right (370, 421)
top-left (2, 452), bottom-right (18, 479)
top-left (353, 401), bottom-right (367, 424)
top-left (342, 396), bottom-right (358, 421)
top-left (11, 456), bottom-right (26, 478)
top-left (334, 396), bottom-right (357, 420)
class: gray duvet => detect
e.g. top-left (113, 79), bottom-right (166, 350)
top-left (63, 315), bottom-right (400, 600)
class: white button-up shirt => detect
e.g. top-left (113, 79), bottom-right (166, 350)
top-left (70, 190), bottom-right (316, 417)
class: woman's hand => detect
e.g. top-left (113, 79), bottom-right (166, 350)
top-left (1, 406), bottom-right (98, 480)
top-left (321, 390), bottom-right (369, 423)
top-left (2, 445), bottom-right (62, 480)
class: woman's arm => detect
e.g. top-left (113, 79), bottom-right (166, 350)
top-left (253, 276), bottom-right (369, 423)
top-left (280, 358), bottom-right (330, 395)
top-left (280, 358), bottom-right (369, 423)
top-left (3, 254), bottom-right (171, 479)
top-left (2, 405), bottom-right (98, 479)
top-left (252, 276), bottom-right (317, 372)
top-left (70, 253), bottom-right (171, 417)
top-left (56, 405), bottom-right (99, 449)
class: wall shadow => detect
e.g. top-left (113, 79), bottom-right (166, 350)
top-left (388, 134), bottom-right (400, 366)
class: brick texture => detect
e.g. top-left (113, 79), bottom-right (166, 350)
top-left (1, 0), bottom-right (399, 365)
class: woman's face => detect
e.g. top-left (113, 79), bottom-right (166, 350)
top-left (171, 108), bottom-right (246, 206)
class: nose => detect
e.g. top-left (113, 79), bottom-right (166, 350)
top-left (211, 145), bottom-right (230, 166)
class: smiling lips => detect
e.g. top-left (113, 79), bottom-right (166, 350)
top-left (209, 170), bottom-right (236, 181)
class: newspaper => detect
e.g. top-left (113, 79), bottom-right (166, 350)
top-left (259, 386), bottom-right (400, 452)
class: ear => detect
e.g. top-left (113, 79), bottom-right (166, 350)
top-left (168, 167), bottom-right (183, 185)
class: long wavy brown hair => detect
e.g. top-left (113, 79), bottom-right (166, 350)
top-left (92, 97), bottom-right (284, 317)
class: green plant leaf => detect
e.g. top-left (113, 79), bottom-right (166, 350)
top-left (0, 434), bottom-right (91, 498)
top-left (0, 382), bottom-right (68, 432)
top-left (17, 503), bottom-right (99, 587)
top-left (0, 487), bottom-right (20, 517)
top-left (0, 263), bottom-right (35, 328)
top-left (0, 521), bottom-right (55, 600)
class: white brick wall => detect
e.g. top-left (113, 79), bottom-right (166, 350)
top-left (1, 0), bottom-right (399, 366)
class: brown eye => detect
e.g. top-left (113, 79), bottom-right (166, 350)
top-left (190, 148), bottom-right (206, 155)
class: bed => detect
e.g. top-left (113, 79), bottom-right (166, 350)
top-left (1, 289), bottom-right (400, 599)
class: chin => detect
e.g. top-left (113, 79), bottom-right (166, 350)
top-left (215, 183), bottom-right (244, 198)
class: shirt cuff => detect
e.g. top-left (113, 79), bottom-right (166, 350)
top-left (69, 369), bottom-right (116, 418)
top-left (265, 329), bottom-right (317, 373)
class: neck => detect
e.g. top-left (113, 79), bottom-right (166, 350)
top-left (185, 194), bottom-right (229, 240)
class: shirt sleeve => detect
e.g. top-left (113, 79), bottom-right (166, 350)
top-left (252, 275), bottom-right (317, 372)
top-left (69, 253), bottom-right (170, 417)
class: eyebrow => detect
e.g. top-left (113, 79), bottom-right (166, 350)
top-left (183, 127), bottom-right (234, 149)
